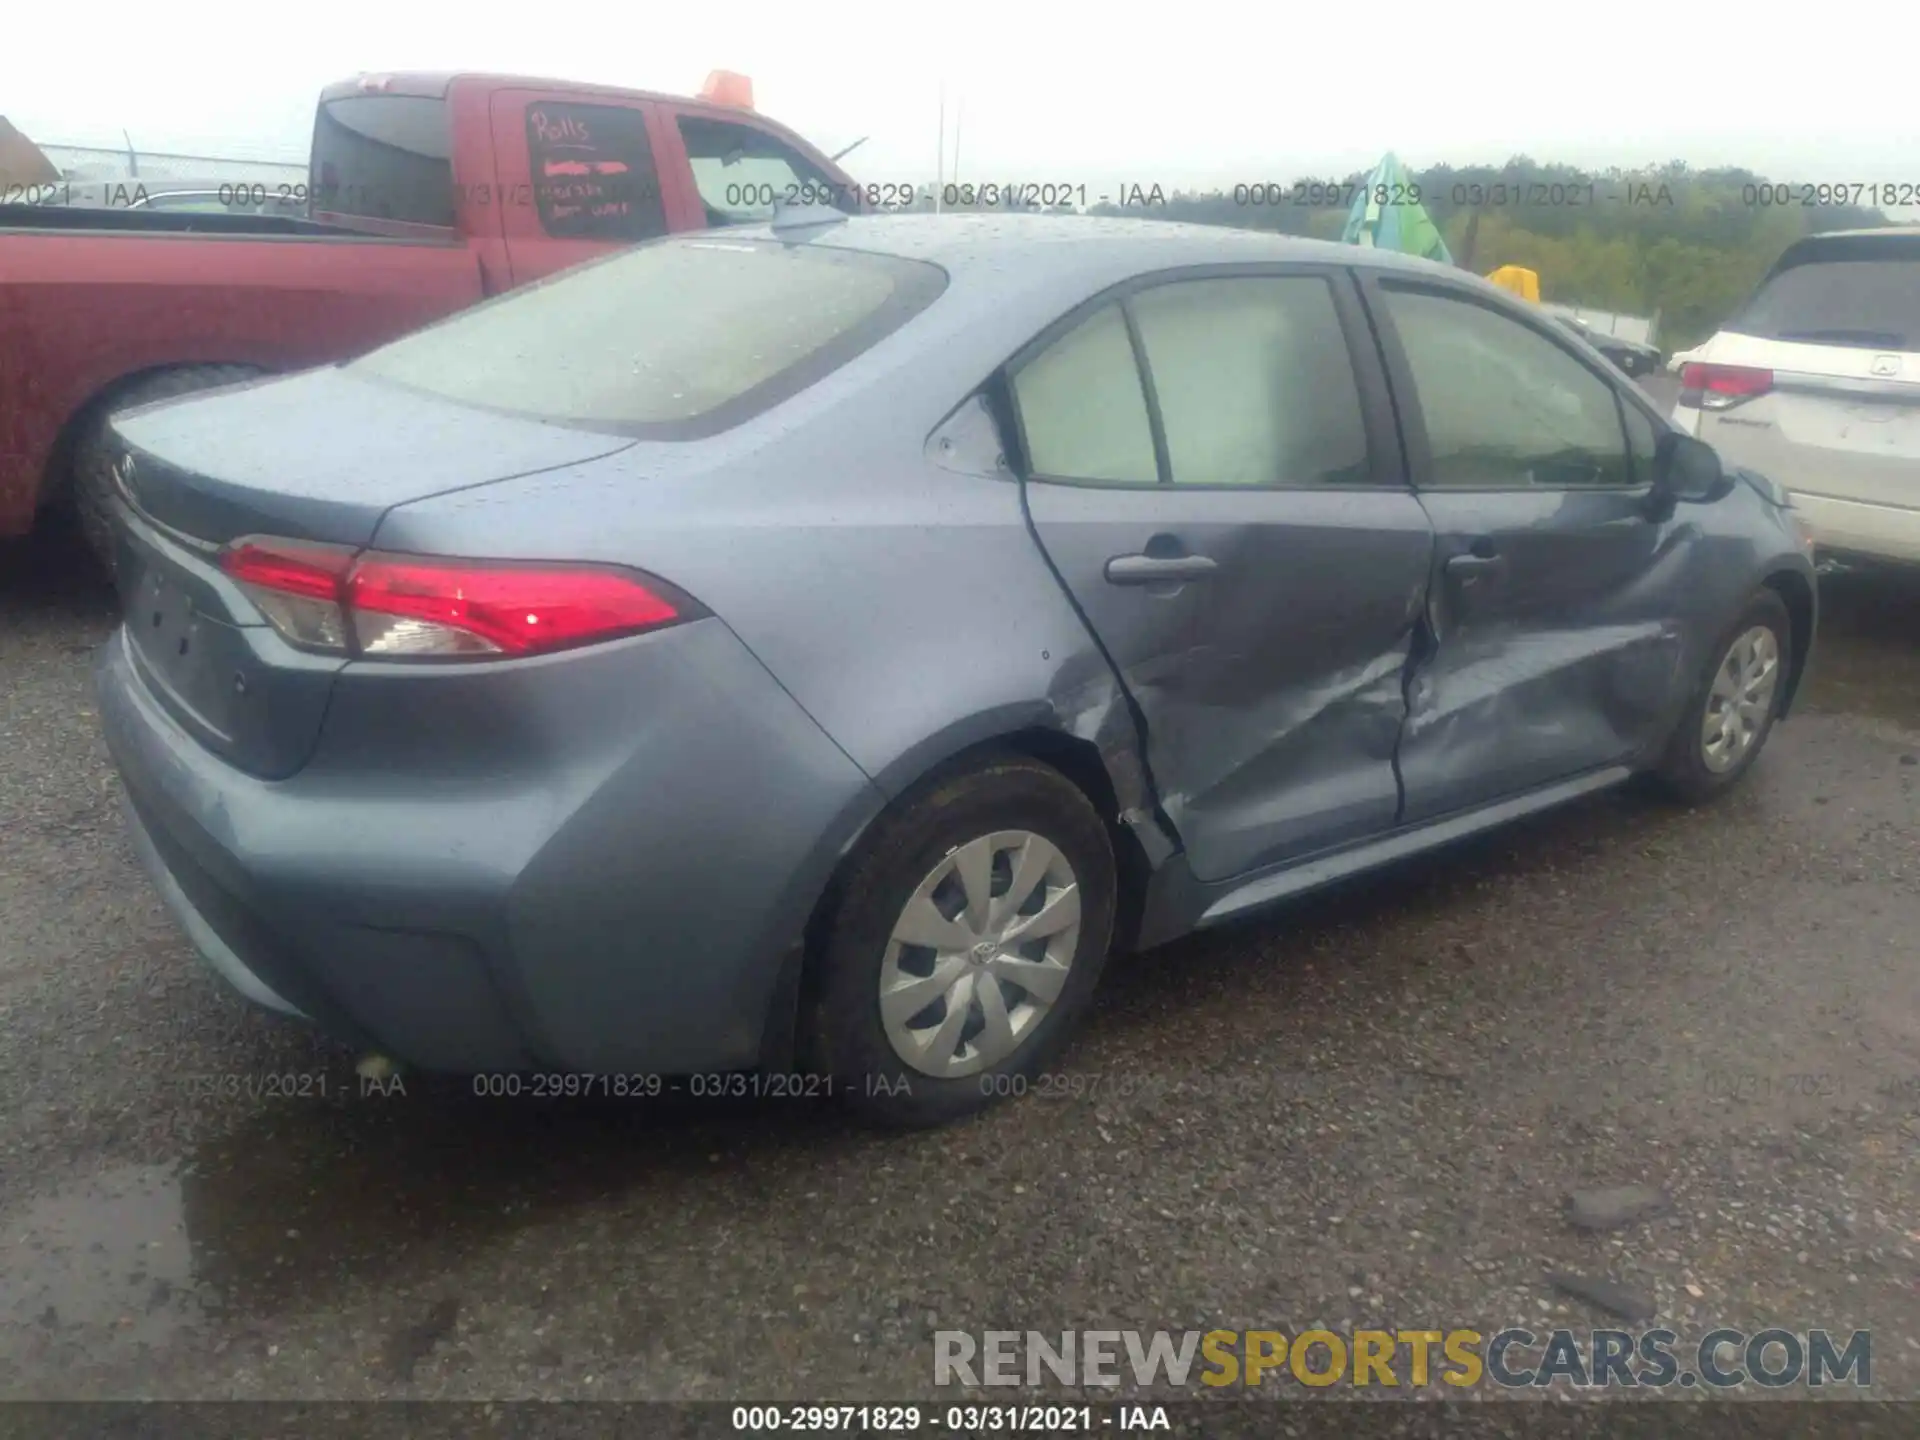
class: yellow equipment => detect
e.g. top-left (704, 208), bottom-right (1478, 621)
top-left (1484, 265), bottom-right (1541, 302)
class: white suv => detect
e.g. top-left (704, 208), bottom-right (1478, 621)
top-left (1672, 227), bottom-right (1920, 566)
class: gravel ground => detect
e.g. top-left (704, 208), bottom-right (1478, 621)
top-left (4, 499), bottom-right (1920, 1412)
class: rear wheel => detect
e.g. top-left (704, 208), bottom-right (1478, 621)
top-left (73, 365), bottom-right (265, 582)
top-left (807, 754), bottom-right (1117, 1128)
top-left (1653, 589), bottom-right (1792, 803)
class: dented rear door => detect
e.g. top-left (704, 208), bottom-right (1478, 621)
top-left (1012, 268), bottom-right (1431, 885)
top-left (1362, 275), bottom-right (1686, 823)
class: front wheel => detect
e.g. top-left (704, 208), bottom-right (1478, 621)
top-left (1652, 589), bottom-right (1793, 804)
top-left (806, 754), bottom-right (1117, 1128)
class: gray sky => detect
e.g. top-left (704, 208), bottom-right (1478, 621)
top-left (9, 0), bottom-right (1920, 192)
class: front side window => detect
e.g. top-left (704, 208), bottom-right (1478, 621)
top-left (1383, 286), bottom-right (1632, 489)
top-left (1130, 276), bottom-right (1370, 487)
top-left (677, 115), bottom-right (854, 226)
top-left (349, 236), bottom-right (946, 436)
top-left (1622, 400), bottom-right (1662, 486)
top-left (525, 102), bottom-right (669, 242)
top-left (1010, 304), bottom-right (1159, 485)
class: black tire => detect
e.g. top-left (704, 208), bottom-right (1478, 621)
top-left (73, 365), bottom-right (265, 582)
top-left (807, 753), bottom-right (1117, 1128)
top-left (1652, 588), bottom-right (1793, 804)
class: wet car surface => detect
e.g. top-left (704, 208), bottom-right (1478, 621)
top-left (4, 478), bottom-right (1920, 1405)
top-left (85, 222), bottom-right (1813, 1131)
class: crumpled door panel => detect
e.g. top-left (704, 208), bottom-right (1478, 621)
top-left (1400, 489), bottom-right (1693, 822)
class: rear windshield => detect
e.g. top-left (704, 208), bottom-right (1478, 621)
top-left (347, 236), bottom-right (949, 436)
top-left (310, 95), bottom-right (455, 228)
top-left (1729, 245), bottom-right (1920, 350)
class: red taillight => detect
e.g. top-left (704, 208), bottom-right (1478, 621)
top-left (348, 555), bottom-right (682, 657)
top-left (223, 538), bottom-right (354, 598)
top-left (220, 539), bottom-right (688, 660)
top-left (222, 538), bottom-right (355, 652)
top-left (1678, 363), bottom-right (1774, 410)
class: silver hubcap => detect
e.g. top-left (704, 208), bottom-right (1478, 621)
top-left (879, 830), bottom-right (1081, 1078)
top-left (1701, 625), bottom-right (1780, 773)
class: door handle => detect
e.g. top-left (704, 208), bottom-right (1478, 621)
top-left (1444, 552), bottom-right (1506, 580)
top-left (1105, 553), bottom-right (1221, 585)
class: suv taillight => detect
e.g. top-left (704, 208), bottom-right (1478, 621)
top-left (222, 538), bottom-right (692, 660)
top-left (1678, 363), bottom-right (1774, 411)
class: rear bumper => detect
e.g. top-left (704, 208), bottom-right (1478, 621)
top-left (1792, 491), bottom-right (1920, 567)
top-left (119, 789), bottom-right (309, 1020)
top-left (97, 620), bottom-right (883, 1075)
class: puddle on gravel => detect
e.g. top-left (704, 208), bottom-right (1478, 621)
top-left (0, 1086), bottom-right (867, 1386)
top-left (0, 1163), bottom-right (205, 1356)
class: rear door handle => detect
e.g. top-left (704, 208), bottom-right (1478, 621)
top-left (1105, 553), bottom-right (1220, 585)
top-left (1444, 552), bottom-right (1506, 579)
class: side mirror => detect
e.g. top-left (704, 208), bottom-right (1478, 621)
top-left (1650, 431), bottom-right (1733, 517)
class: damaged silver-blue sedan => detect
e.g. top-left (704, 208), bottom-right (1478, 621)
top-left (95, 213), bottom-right (1817, 1125)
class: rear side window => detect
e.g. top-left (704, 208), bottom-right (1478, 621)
top-left (1131, 277), bottom-right (1370, 486)
top-left (1730, 251), bottom-right (1920, 349)
top-left (348, 237), bottom-right (947, 436)
top-left (310, 95), bottom-right (454, 228)
top-left (526, 102), bottom-right (670, 242)
top-left (1011, 305), bottom-right (1160, 485)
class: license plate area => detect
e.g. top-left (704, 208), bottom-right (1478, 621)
top-left (1772, 391), bottom-right (1920, 458)
top-left (111, 498), bottom-right (347, 779)
top-left (127, 561), bottom-right (252, 747)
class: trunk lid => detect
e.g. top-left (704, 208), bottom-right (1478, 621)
top-left (107, 368), bottom-right (635, 780)
top-left (109, 366), bottom-right (637, 550)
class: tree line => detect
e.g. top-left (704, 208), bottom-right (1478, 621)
top-left (915, 159), bottom-right (1891, 351)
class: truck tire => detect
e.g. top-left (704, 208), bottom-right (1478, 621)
top-left (73, 365), bottom-right (265, 582)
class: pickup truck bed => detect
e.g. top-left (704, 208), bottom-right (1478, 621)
top-left (0, 214), bottom-right (486, 546)
top-left (0, 69), bottom-right (859, 568)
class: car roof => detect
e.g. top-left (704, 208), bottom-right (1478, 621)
top-left (1768, 226), bottom-right (1920, 272)
top-left (723, 211), bottom-right (1470, 297)
top-left (1789, 225), bottom-right (1920, 242)
top-left (316, 72), bottom-right (793, 130)
top-left (323, 72), bottom-right (673, 102)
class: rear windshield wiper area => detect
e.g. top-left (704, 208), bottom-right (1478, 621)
top-left (1772, 328), bottom-right (1907, 348)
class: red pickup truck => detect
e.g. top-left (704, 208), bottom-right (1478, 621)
top-left (0, 71), bottom-right (862, 569)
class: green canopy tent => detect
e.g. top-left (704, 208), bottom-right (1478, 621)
top-left (1340, 153), bottom-right (1452, 264)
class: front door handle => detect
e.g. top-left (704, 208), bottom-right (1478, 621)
top-left (1105, 553), bottom-right (1220, 585)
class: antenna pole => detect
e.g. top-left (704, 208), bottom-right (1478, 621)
top-left (935, 81), bottom-right (945, 213)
